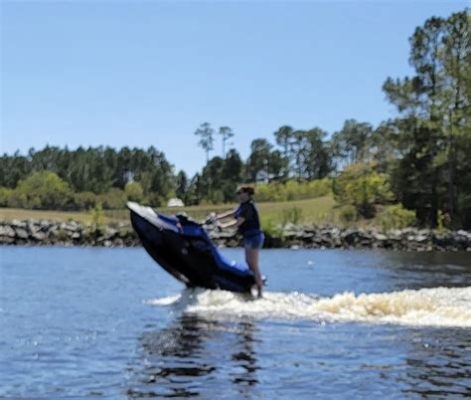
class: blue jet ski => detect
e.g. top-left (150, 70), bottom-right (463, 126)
top-left (127, 202), bottom-right (256, 293)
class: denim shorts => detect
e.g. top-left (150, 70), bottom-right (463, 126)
top-left (243, 232), bottom-right (265, 250)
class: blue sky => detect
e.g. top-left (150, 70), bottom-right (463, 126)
top-left (1, 1), bottom-right (467, 176)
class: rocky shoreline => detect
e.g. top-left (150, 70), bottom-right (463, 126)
top-left (1, 219), bottom-right (471, 251)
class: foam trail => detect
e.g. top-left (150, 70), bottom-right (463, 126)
top-left (145, 293), bottom-right (182, 306)
top-left (185, 287), bottom-right (471, 328)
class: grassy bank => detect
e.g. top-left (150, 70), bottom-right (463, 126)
top-left (0, 195), bottom-right (341, 226)
top-left (0, 208), bottom-right (96, 224)
top-left (2, 195), bottom-right (409, 230)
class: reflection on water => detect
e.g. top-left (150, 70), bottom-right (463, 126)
top-left (127, 313), bottom-right (260, 398)
top-left (231, 321), bottom-right (259, 389)
top-left (378, 251), bottom-right (471, 291)
top-left (401, 328), bottom-right (471, 398)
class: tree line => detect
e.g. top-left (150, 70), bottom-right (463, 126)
top-left (1, 9), bottom-right (469, 228)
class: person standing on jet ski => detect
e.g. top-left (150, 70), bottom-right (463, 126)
top-left (211, 185), bottom-right (264, 297)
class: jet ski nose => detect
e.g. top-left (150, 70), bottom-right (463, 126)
top-left (127, 201), bottom-right (139, 211)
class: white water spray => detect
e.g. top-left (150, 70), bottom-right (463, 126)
top-left (149, 287), bottom-right (471, 328)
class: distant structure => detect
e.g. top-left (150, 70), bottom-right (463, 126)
top-left (255, 170), bottom-right (270, 183)
top-left (167, 198), bottom-right (185, 207)
top-left (124, 171), bottom-right (135, 184)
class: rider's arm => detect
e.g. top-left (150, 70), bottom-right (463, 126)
top-left (218, 216), bottom-right (245, 229)
top-left (214, 209), bottom-right (236, 220)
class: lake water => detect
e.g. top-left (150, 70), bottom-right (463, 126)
top-left (1, 247), bottom-right (470, 399)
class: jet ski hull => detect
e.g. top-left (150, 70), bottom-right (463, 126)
top-left (128, 202), bottom-right (256, 293)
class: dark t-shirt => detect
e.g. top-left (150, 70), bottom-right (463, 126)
top-left (235, 200), bottom-right (261, 237)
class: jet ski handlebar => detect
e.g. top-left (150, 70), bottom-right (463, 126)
top-left (176, 212), bottom-right (214, 227)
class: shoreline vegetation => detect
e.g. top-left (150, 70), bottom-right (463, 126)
top-left (1, 216), bottom-right (470, 252)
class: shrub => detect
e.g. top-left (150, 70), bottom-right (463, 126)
top-left (207, 190), bottom-right (224, 205)
top-left (379, 205), bottom-right (416, 230)
top-left (338, 205), bottom-right (358, 223)
top-left (255, 178), bottom-right (332, 203)
top-left (281, 207), bottom-right (303, 226)
top-left (333, 163), bottom-right (393, 218)
top-left (7, 190), bottom-right (28, 208)
top-left (98, 188), bottom-right (127, 209)
top-left (89, 202), bottom-right (105, 232)
top-left (147, 192), bottom-right (164, 207)
top-left (125, 182), bottom-right (145, 202)
top-left (256, 184), bottom-right (284, 202)
top-left (261, 217), bottom-right (284, 239)
top-left (73, 192), bottom-right (97, 210)
top-left (0, 187), bottom-right (13, 207)
top-left (14, 171), bottom-right (73, 209)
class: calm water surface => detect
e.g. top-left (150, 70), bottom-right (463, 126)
top-left (1, 247), bottom-right (470, 399)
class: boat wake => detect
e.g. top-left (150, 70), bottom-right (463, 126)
top-left (147, 286), bottom-right (471, 328)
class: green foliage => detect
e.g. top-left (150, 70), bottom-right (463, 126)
top-left (255, 184), bottom-right (284, 202)
top-left (260, 217), bottom-right (284, 240)
top-left (333, 163), bottom-right (393, 218)
top-left (14, 171), bottom-right (73, 209)
top-left (245, 138), bottom-right (274, 182)
top-left (89, 202), bottom-right (105, 233)
top-left (146, 192), bottom-right (164, 208)
top-left (437, 210), bottom-right (450, 232)
top-left (379, 205), bottom-right (416, 231)
top-left (194, 122), bottom-right (215, 162)
top-left (256, 178), bottom-right (332, 202)
top-left (73, 192), bottom-right (97, 210)
top-left (0, 187), bottom-right (13, 207)
top-left (98, 189), bottom-right (127, 209)
top-left (6, 190), bottom-right (28, 208)
top-left (209, 190), bottom-right (225, 205)
top-left (0, 145), bottom-right (175, 199)
top-left (274, 125), bottom-right (293, 163)
top-left (218, 126), bottom-right (234, 157)
top-left (125, 182), bottom-right (145, 202)
top-left (175, 170), bottom-right (188, 203)
top-left (198, 151), bottom-right (244, 203)
top-left (331, 119), bottom-right (373, 170)
top-left (272, 126), bottom-right (331, 180)
top-left (338, 205), bottom-right (358, 224)
top-left (281, 207), bottom-right (303, 226)
top-left (383, 9), bottom-right (471, 227)
top-left (0, 153), bottom-right (31, 188)
top-left (458, 192), bottom-right (471, 227)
